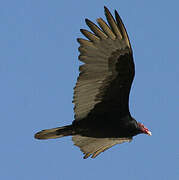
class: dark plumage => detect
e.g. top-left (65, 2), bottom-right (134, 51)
top-left (35, 7), bottom-right (151, 159)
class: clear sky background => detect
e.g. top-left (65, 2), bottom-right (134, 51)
top-left (1, 0), bottom-right (178, 179)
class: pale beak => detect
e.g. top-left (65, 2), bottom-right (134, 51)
top-left (147, 130), bottom-right (152, 136)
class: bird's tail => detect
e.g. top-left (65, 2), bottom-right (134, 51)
top-left (34, 125), bottom-right (74, 140)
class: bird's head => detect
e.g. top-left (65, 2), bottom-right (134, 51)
top-left (137, 122), bottom-right (152, 136)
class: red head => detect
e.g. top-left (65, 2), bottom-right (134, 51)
top-left (138, 122), bottom-right (152, 136)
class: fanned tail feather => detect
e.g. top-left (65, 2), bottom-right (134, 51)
top-left (34, 125), bottom-right (73, 140)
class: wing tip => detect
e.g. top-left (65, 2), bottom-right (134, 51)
top-left (104, 6), bottom-right (108, 12)
top-left (85, 18), bottom-right (90, 24)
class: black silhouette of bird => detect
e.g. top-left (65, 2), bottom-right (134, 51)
top-left (35, 6), bottom-right (151, 159)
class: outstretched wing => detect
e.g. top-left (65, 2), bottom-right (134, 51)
top-left (72, 135), bottom-right (132, 159)
top-left (73, 7), bottom-right (135, 121)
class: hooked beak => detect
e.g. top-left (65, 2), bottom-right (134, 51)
top-left (138, 122), bottom-right (152, 136)
top-left (146, 130), bottom-right (152, 136)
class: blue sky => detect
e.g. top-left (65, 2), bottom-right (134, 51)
top-left (1, 0), bottom-right (178, 179)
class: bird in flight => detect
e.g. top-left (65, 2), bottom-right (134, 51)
top-left (35, 6), bottom-right (151, 159)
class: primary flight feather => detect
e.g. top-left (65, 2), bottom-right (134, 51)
top-left (35, 6), bottom-right (151, 159)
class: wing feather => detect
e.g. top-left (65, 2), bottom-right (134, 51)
top-left (72, 135), bottom-right (132, 159)
top-left (77, 38), bottom-right (96, 48)
top-left (97, 18), bottom-right (116, 40)
top-left (73, 7), bottom-right (134, 121)
top-left (115, 10), bottom-right (132, 50)
top-left (80, 29), bottom-right (100, 42)
top-left (104, 6), bottom-right (123, 39)
top-left (85, 19), bottom-right (108, 39)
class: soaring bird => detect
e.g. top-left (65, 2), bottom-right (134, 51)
top-left (35, 7), bottom-right (151, 159)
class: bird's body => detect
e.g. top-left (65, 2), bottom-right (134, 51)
top-left (35, 7), bottom-right (151, 159)
top-left (72, 114), bottom-right (140, 138)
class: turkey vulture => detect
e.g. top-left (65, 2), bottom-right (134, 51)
top-left (35, 7), bottom-right (151, 159)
